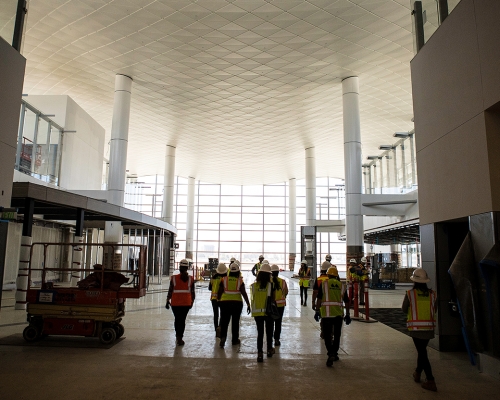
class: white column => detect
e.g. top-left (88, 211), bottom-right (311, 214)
top-left (162, 145), bottom-right (176, 224)
top-left (409, 133), bottom-right (416, 186)
top-left (401, 142), bottom-right (407, 189)
top-left (342, 76), bottom-right (364, 258)
top-left (108, 74), bottom-right (133, 206)
top-left (185, 176), bottom-right (195, 260)
top-left (288, 178), bottom-right (296, 270)
top-left (14, 236), bottom-right (32, 310)
top-left (305, 147), bottom-right (316, 226)
top-left (379, 157), bottom-right (384, 194)
top-left (71, 236), bottom-right (84, 286)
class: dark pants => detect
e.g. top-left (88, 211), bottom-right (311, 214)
top-left (254, 316), bottom-right (274, 352)
top-left (322, 316), bottom-right (343, 356)
top-left (211, 299), bottom-right (220, 331)
top-left (171, 306), bottom-right (190, 339)
top-left (219, 301), bottom-right (243, 342)
top-left (272, 306), bottom-right (285, 341)
top-left (413, 338), bottom-right (434, 380)
top-left (300, 286), bottom-right (308, 304)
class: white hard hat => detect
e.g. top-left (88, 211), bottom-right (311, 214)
top-left (325, 254), bottom-right (332, 261)
top-left (217, 263), bottom-right (228, 274)
top-left (301, 259), bottom-right (307, 265)
top-left (230, 260), bottom-right (241, 272)
top-left (179, 259), bottom-right (189, 267)
top-left (271, 264), bottom-right (279, 272)
top-left (361, 257), bottom-right (367, 263)
top-left (259, 264), bottom-right (272, 273)
top-left (230, 257), bottom-right (236, 262)
top-left (349, 259), bottom-right (357, 263)
top-left (321, 261), bottom-right (331, 271)
top-left (261, 259), bottom-right (270, 265)
top-left (259, 255), bottom-right (264, 259)
top-left (410, 268), bottom-right (430, 283)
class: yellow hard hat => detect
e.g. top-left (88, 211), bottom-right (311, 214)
top-left (327, 266), bottom-right (339, 276)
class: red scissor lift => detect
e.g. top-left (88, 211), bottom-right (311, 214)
top-left (23, 243), bottom-right (147, 344)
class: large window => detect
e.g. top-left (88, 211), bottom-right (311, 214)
top-left (125, 176), bottom-right (346, 271)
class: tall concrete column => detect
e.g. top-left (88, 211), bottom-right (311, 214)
top-left (162, 145), bottom-right (176, 224)
top-left (305, 147), bottom-right (316, 226)
top-left (185, 176), bottom-right (195, 260)
top-left (108, 74), bottom-right (133, 206)
top-left (342, 76), bottom-right (364, 264)
top-left (288, 178), bottom-right (296, 271)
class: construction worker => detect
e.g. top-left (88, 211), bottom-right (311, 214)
top-left (229, 257), bottom-right (236, 269)
top-left (165, 259), bottom-right (195, 346)
top-left (357, 257), bottom-right (369, 305)
top-left (402, 268), bottom-right (438, 392)
top-left (312, 261), bottom-right (332, 339)
top-left (325, 254), bottom-right (332, 262)
top-left (209, 263), bottom-right (227, 338)
top-left (298, 260), bottom-right (311, 306)
top-left (270, 264), bottom-right (288, 346)
top-left (217, 260), bottom-right (251, 348)
top-left (250, 263), bottom-right (275, 362)
top-left (315, 266), bottom-right (351, 367)
top-left (252, 255), bottom-right (265, 276)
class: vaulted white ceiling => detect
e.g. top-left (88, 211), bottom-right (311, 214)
top-left (21, 0), bottom-right (415, 185)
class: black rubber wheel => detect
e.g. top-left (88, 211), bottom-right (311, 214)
top-left (115, 323), bottom-right (125, 339)
top-left (23, 325), bottom-right (40, 342)
top-left (99, 327), bottom-right (117, 344)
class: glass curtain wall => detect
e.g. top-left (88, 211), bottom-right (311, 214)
top-left (125, 176), bottom-right (346, 271)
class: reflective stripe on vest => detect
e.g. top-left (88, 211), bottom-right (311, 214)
top-left (406, 289), bottom-right (436, 331)
top-left (220, 276), bottom-right (243, 301)
top-left (251, 282), bottom-right (271, 316)
top-left (171, 275), bottom-right (193, 306)
top-left (274, 277), bottom-right (287, 307)
top-left (320, 278), bottom-right (345, 318)
top-left (210, 276), bottom-right (222, 300)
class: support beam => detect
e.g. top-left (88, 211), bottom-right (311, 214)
top-left (289, 178), bottom-right (296, 271)
top-left (162, 145), bottom-right (176, 224)
top-left (186, 176), bottom-right (195, 260)
top-left (305, 147), bottom-right (316, 227)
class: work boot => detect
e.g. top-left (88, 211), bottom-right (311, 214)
top-left (220, 337), bottom-right (226, 348)
top-left (421, 380), bottom-right (437, 392)
top-left (232, 339), bottom-right (240, 345)
top-left (267, 348), bottom-right (275, 358)
top-left (176, 337), bottom-right (185, 346)
top-left (326, 356), bottom-right (335, 367)
top-left (215, 327), bottom-right (221, 338)
top-left (274, 340), bottom-right (281, 347)
top-left (413, 370), bottom-right (421, 383)
top-left (303, 302), bottom-right (307, 307)
top-left (257, 352), bottom-right (264, 363)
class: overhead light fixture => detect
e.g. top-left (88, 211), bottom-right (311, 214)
top-left (367, 156), bottom-right (380, 160)
top-left (379, 145), bottom-right (393, 150)
top-left (394, 132), bottom-right (410, 138)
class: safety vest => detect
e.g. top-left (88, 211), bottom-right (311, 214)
top-left (299, 269), bottom-right (310, 287)
top-left (254, 262), bottom-right (262, 272)
top-left (406, 289), bottom-right (437, 331)
top-left (274, 277), bottom-right (287, 307)
top-left (220, 275), bottom-right (243, 302)
top-left (320, 278), bottom-right (345, 318)
top-left (358, 265), bottom-right (368, 281)
top-left (170, 275), bottom-right (193, 306)
top-left (210, 275), bottom-right (222, 301)
top-left (251, 282), bottom-right (271, 317)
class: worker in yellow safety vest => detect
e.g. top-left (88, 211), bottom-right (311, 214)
top-left (209, 263), bottom-right (228, 339)
top-left (252, 255), bottom-right (265, 277)
top-left (165, 259), bottom-right (196, 346)
top-left (312, 261), bottom-right (333, 339)
top-left (217, 260), bottom-right (250, 348)
top-left (402, 268), bottom-right (438, 392)
top-left (251, 263), bottom-right (275, 362)
top-left (298, 260), bottom-right (311, 306)
top-left (270, 264), bottom-right (288, 346)
top-left (357, 257), bottom-right (369, 305)
top-left (315, 266), bottom-right (351, 367)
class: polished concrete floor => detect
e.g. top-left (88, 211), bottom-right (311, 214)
top-left (0, 272), bottom-right (498, 399)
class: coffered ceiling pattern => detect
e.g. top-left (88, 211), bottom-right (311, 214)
top-left (21, 0), bottom-right (415, 185)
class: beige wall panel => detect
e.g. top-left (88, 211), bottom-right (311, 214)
top-left (417, 113), bottom-right (492, 225)
top-left (411, 0), bottom-right (483, 152)
top-left (474, 0), bottom-right (500, 110)
top-left (485, 109), bottom-right (500, 211)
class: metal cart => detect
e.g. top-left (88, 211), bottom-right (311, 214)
top-left (23, 243), bottom-right (147, 344)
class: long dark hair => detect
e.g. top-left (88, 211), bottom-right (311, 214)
top-left (413, 282), bottom-right (429, 293)
top-left (257, 271), bottom-right (271, 289)
top-left (272, 271), bottom-right (280, 290)
top-left (179, 265), bottom-right (189, 282)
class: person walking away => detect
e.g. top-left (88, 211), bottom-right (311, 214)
top-left (312, 261), bottom-right (332, 338)
top-left (251, 263), bottom-right (275, 362)
top-left (252, 255), bottom-right (265, 277)
top-left (298, 260), bottom-right (311, 306)
top-left (217, 260), bottom-right (251, 348)
top-left (165, 259), bottom-right (195, 346)
top-left (209, 263), bottom-right (227, 338)
top-left (315, 266), bottom-right (351, 367)
top-left (402, 268), bottom-right (438, 392)
top-left (357, 257), bottom-right (369, 305)
top-left (271, 264), bottom-right (288, 346)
